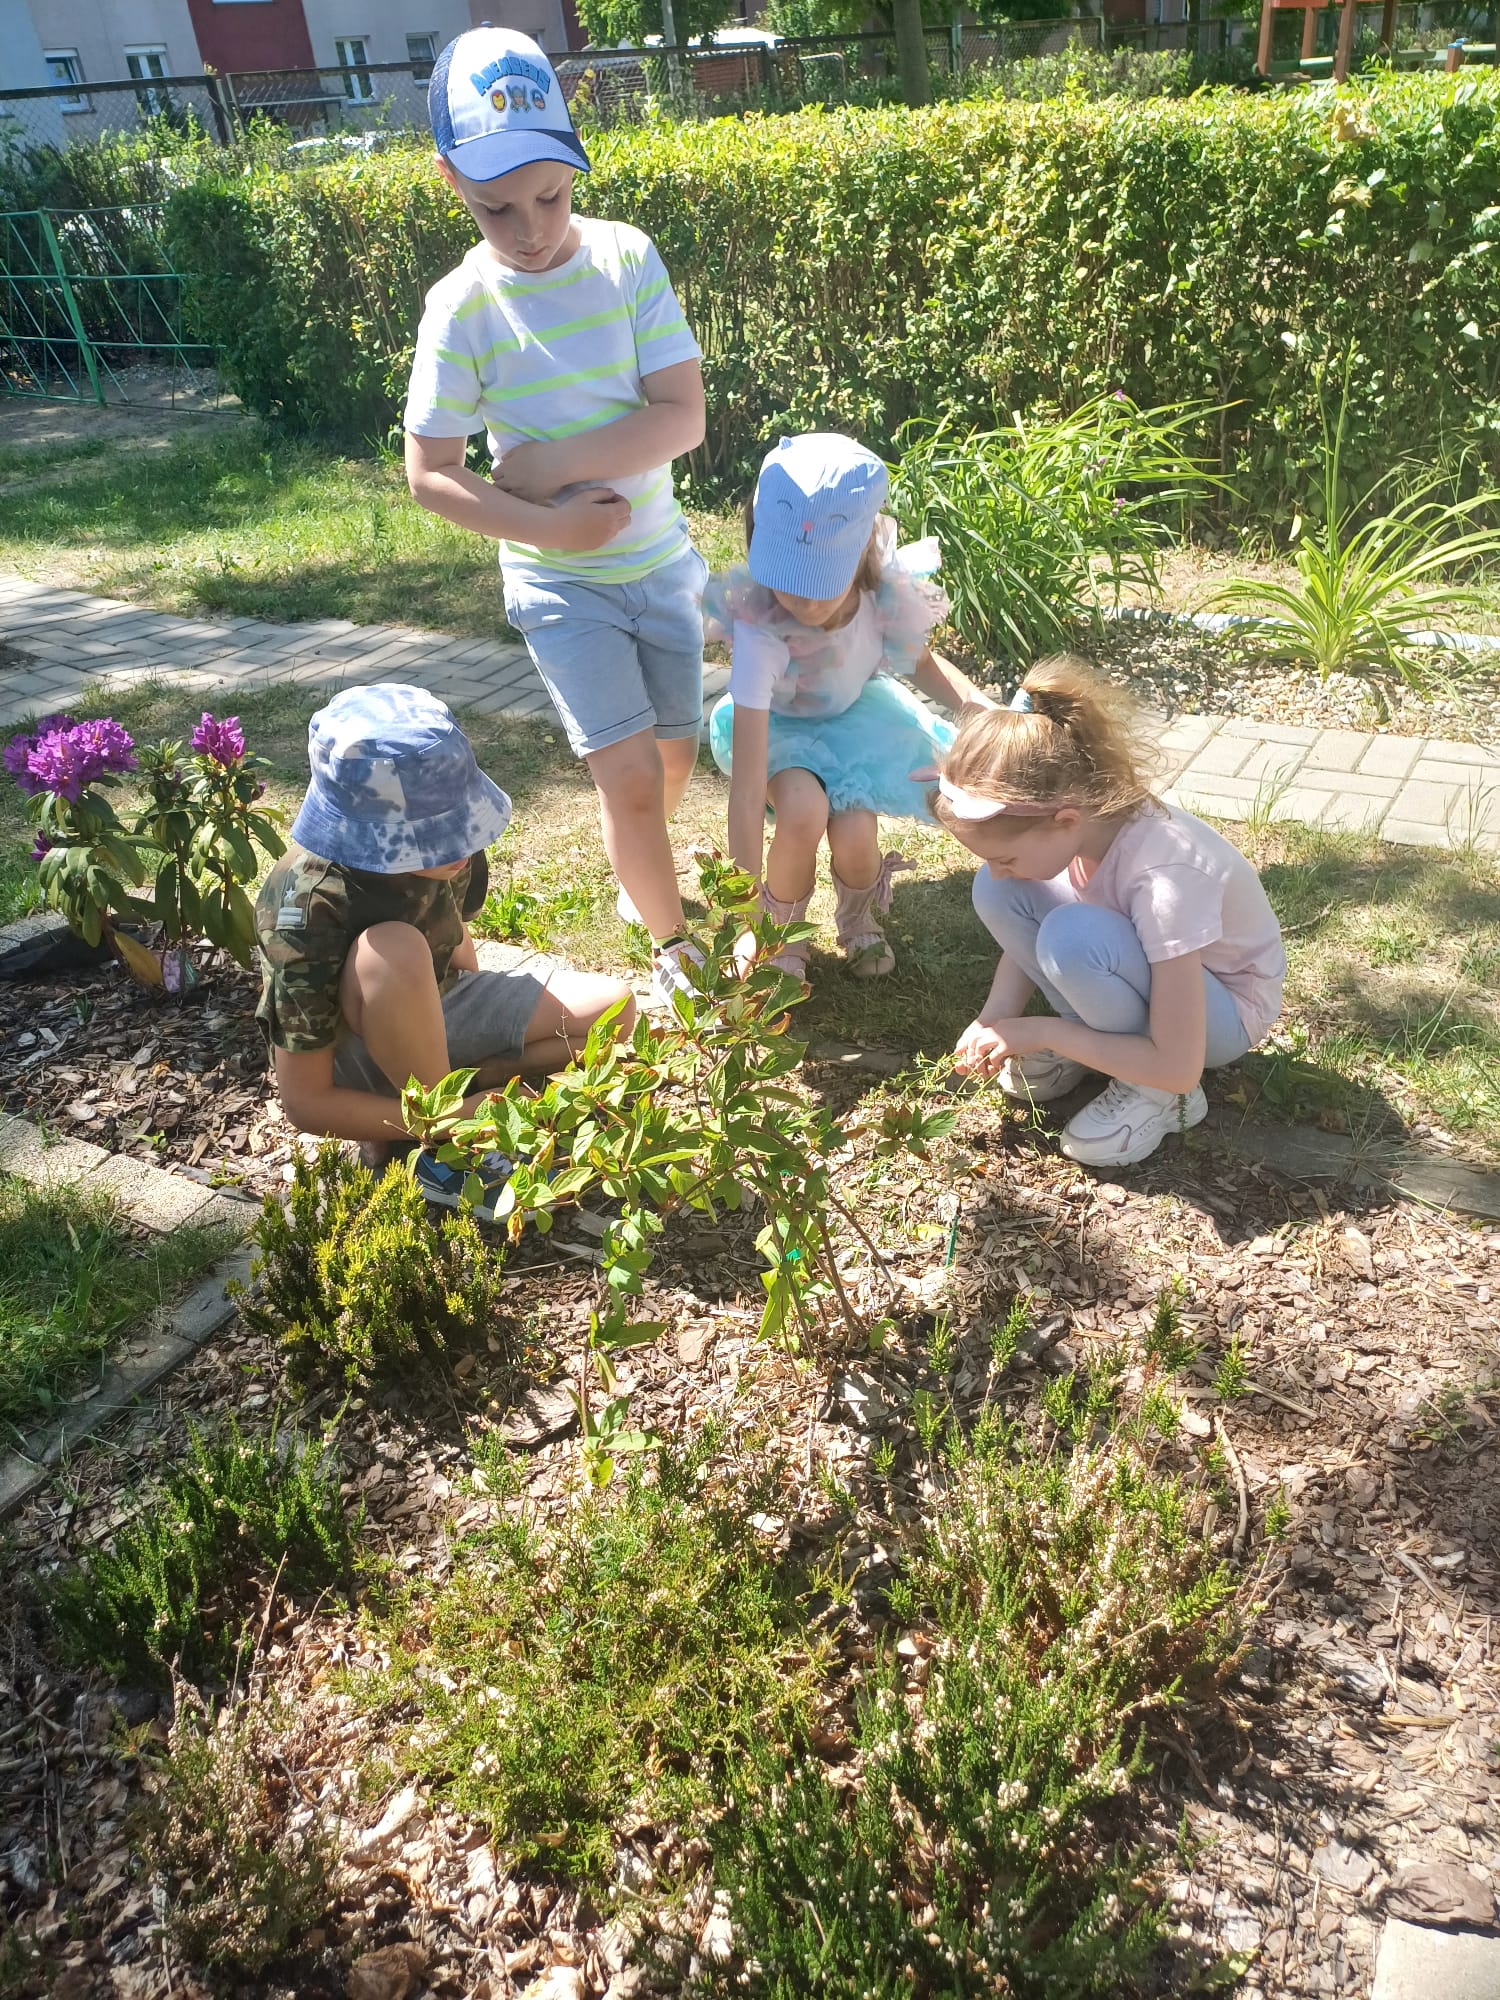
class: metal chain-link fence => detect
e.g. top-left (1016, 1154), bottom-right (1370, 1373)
top-left (0, 23), bottom-right (1263, 161)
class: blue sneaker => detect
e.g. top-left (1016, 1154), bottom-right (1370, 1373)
top-left (413, 1148), bottom-right (515, 1221)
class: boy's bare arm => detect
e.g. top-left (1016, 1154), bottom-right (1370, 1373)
top-left (492, 360), bottom-right (706, 504)
top-left (405, 432), bottom-right (630, 551)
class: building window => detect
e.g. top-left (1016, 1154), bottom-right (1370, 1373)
top-left (406, 32), bottom-right (437, 79)
top-left (43, 50), bottom-right (89, 112)
top-left (336, 37), bottom-right (376, 101)
top-left (125, 46), bottom-right (170, 118)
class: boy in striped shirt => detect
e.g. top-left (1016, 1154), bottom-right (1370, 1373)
top-left (405, 27), bottom-right (708, 1008)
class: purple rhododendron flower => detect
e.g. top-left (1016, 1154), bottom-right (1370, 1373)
top-left (4, 714), bottom-right (78, 796)
top-left (20, 717), bottom-right (135, 801)
top-left (29, 832), bottom-right (51, 862)
top-left (190, 712), bottom-right (246, 766)
top-left (70, 717), bottom-right (137, 777)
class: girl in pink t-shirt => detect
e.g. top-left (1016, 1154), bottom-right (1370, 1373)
top-left (932, 656), bottom-right (1285, 1169)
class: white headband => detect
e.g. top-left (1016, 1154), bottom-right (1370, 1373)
top-left (935, 773), bottom-right (1057, 820)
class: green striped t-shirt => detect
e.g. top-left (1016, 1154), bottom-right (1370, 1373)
top-left (404, 217), bottom-right (701, 586)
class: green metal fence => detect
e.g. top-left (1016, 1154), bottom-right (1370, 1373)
top-left (0, 205), bottom-right (221, 406)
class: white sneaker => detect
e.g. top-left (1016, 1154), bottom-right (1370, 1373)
top-left (996, 1050), bottom-right (1089, 1103)
top-left (616, 883), bottom-right (643, 926)
top-left (1059, 1079), bottom-right (1207, 1167)
top-left (649, 938), bottom-right (704, 1011)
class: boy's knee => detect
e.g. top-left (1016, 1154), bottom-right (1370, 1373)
top-left (344, 922), bottom-right (435, 995)
top-left (590, 739), bottom-right (663, 817)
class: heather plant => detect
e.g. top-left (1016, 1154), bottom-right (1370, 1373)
top-left (5, 707), bottom-right (285, 987)
top-left (377, 1456), bottom-right (829, 1880)
top-left (402, 857), bottom-right (954, 1484)
top-left (236, 1141), bottom-right (515, 1388)
top-left (701, 1407), bottom-right (1237, 1996)
top-left (46, 1414), bottom-right (358, 1685)
top-left (135, 1687), bottom-right (335, 1976)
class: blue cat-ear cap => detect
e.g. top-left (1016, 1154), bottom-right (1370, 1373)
top-left (748, 434), bottom-right (889, 602)
top-left (291, 684), bottom-right (512, 875)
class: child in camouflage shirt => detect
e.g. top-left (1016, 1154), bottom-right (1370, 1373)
top-left (254, 684), bottom-right (633, 1211)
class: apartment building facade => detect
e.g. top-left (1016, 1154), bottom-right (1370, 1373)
top-left (1, 0), bottom-right (579, 147)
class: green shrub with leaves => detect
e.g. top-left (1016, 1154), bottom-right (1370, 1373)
top-left (158, 73), bottom-right (1500, 522)
top-left (403, 857), bottom-right (953, 1484)
top-left (47, 1416), bottom-right (358, 1685)
top-left (701, 1408), bottom-right (1237, 1997)
top-left (890, 393), bottom-right (1211, 662)
top-left (377, 1458), bottom-right (829, 1880)
top-left (136, 1689), bottom-right (335, 1977)
top-left (237, 1141), bottom-right (512, 1385)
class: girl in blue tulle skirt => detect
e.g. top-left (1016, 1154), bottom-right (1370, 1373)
top-left (703, 433), bottom-right (996, 978)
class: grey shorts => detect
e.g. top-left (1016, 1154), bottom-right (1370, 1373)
top-left (332, 965), bottom-right (546, 1096)
top-left (502, 545), bottom-right (708, 759)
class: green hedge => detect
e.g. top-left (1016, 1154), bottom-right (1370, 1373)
top-left (165, 74), bottom-right (1500, 513)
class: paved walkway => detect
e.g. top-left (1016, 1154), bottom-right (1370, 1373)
top-left (1, 575), bottom-right (1496, 853)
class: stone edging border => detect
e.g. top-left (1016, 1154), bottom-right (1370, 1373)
top-left (0, 1112), bottom-right (261, 1522)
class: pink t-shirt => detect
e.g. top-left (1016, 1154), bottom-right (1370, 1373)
top-left (1064, 802), bottom-right (1285, 1042)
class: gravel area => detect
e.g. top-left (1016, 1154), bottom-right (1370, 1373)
top-left (1088, 619), bottom-right (1500, 746)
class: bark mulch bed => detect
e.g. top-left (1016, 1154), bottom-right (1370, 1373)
top-left (0, 971), bottom-right (1496, 1999)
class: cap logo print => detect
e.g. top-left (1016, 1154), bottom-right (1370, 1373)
top-left (470, 51), bottom-right (553, 101)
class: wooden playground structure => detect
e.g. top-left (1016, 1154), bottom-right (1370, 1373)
top-left (1255, 0), bottom-right (1498, 80)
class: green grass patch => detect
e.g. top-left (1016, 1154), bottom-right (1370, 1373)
top-left (0, 1172), bottom-right (233, 1436)
top-left (371, 1453), bottom-right (830, 1881)
top-left (46, 1414), bottom-right (359, 1684)
top-left (0, 419), bottom-right (743, 643)
top-left (1241, 820), bottom-right (1500, 1149)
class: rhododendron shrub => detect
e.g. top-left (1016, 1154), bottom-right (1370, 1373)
top-left (5, 711), bottom-right (285, 984)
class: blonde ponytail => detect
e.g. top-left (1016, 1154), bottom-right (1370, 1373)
top-left (935, 656), bottom-right (1159, 826)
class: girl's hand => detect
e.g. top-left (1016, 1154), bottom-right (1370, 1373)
top-left (953, 1015), bottom-right (1048, 1076)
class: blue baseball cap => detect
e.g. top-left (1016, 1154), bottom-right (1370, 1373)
top-left (429, 26), bottom-right (589, 186)
top-left (748, 434), bottom-right (890, 602)
top-left (291, 685), bottom-right (512, 875)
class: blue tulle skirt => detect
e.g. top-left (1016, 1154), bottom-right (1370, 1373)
top-left (708, 676), bottom-right (956, 821)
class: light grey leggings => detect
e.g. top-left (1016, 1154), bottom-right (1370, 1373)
top-left (970, 870), bottom-right (1251, 1071)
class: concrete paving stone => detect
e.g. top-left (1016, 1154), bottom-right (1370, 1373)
top-left (0, 1116), bottom-right (109, 1186)
top-left (469, 684), bottom-right (550, 717)
top-left (1217, 718), bottom-right (1322, 745)
top-left (1289, 767), bottom-right (1402, 798)
top-left (1237, 741), bottom-right (1311, 783)
top-left (1177, 734), bottom-right (1256, 778)
top-left (1164, 776), bottom-right (1265, 815)
top-left (1413, 737), bottom-right (1499, 767)
top-left (1265, 786), bottom-right (1333, 827)
top-left (1358, 735), bottom-right (1427, 779)
top-left (1316, 791), bottom-right (1396, 833)
top-left (1381, 817), bottom-right (1466, 850)
top-left (1371, 1918), bottom-right (1500, 2000)
top-left (1409, 759), bottom-right (1500, 792)
top-left (1158, 714), bottom-right (1221, 756)
top-left (1390, 778), bottom-right (1464, 825)
top-left (82, 1155), bottom-right (219, 1230)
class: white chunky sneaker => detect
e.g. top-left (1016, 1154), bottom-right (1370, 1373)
top-left (1059, 1078), bottom-right (1207, 1168)
top-left (996, 1050), bottom-right (1089, 1103)
top-left (648, 938), bottom-right (705, 1011)
top-left (616, 883), bottom-right (643, 926)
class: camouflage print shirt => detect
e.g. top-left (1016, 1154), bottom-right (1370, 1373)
top-left (254, 844), bottom-right (490, 1055)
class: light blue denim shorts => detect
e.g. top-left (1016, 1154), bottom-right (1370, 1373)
top-left (502, 546), bottom-right (708, 759)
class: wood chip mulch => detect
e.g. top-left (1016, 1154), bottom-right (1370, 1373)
top-left (0, 976), bottom-right (1497, 1998)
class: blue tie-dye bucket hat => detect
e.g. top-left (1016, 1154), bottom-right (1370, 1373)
top-left (291, 684), bottom-right (512, 874)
